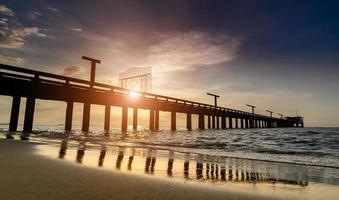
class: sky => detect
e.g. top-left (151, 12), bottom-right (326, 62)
top-left (0, 0), bottom-right (339, 127)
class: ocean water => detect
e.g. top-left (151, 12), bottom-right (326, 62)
top-left (1, 125), bottom-right (338, 168)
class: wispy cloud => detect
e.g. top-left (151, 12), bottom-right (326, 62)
top-left (0, 27), bottom-right (46, 49)
top-left (0, 52), bottom-right (24, 65)
top-left (0, 17), bottom-right (7, 25)
top-left (70, 27), bottom-right (83, 32)
top-left (0, 4), bottom-right (15, 16)
top-left (61, 66), bottom-right (81, 76)
top-left (47, 7), bottom-right (59, 12)
top-left (148, 31), bottom-right (241, 72)
top-left (28, 11), bottom-right (42, 20)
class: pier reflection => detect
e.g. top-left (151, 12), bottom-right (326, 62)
top-left (56, 141), bottom-right (309, 187)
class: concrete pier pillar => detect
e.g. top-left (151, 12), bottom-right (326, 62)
top-left (23, 97), bottom-right (36, 132)
top-left (235, 118), bottom-right (239, 129)
top-left (155, 110), bottom-right (159, 130)
top-left (9, 96), bottom-right (21, 132)
top-left (82, 103), bottom-right (91, 132)
top-left (149, 109), bottom-right (155, 131)
top-left (228, 117), bottom-right (233, 129)
top-left (133, 108), bottom-right (138, 130)
top-left (65, 101), bottom-right (73, 131)
top-left (122, 106), bottom-right (128, 131)
top-left (246, 118), bottom-right (250, 128)
top-left (186, 113), bottom-right (192, 131)
top-left (221, 116), bottom-right (226, 129)
top-left (250, 118), bottom-right (254, 128)
top-left (207, 115), bottom-right (211, 129)
top-left (216, 116), bottom-right (220, 129)
top-left (198, 114), bottom-right (205, 130)
top-left (171, 111), bottom-right (176, 131)
top-left (104, 105), bottom-right (110, 131)
top-left (241, 118), bottom-right (244, 129)
top-left (212, 115), bottom-right (216, 129)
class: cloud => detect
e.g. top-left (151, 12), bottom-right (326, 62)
top-left (0, 52), bottom-right (24, 65)
top-left (0, 26), bottom-right (46, 48)
top-left (0, 4), bottom-right (15, 16)
top-left (61, 66), bottom-right (81, 76)
top-left (70, 27), bottom-right (83, 32)
top-left (28, 11), bottom-right (42, 20)
top-left (0, 17), bottom-right (7, 25)
top-left (47, 7), bottom-right (59, 12)
top-left (147, 31), bottom-right (241, 72)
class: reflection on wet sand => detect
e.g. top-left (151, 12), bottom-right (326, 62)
top-left (76, 142), bottom-right (85, 164)
top-left (98, 145), bottom-right (106, 167)
top-left (56, 140), bottom-right (309, 186)
top-left (145, 148), bottom-right (156, 174)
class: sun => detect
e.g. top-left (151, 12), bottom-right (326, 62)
top-left (128, 91), bottom-right (139, 99)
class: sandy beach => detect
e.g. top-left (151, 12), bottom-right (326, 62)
top-left (0, 139), bottom-right (337, 200)
top-left (0, 139), bottom-right (272, 200)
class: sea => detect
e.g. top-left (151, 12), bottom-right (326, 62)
top-left (1, 124), bottom-right (339, 186)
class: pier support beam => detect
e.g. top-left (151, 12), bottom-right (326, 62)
top-left (212, 115), bottom-right (216, 129)
top-left (155, 110), bottom-right (159, 130)
top-left (104, 105), bottom-right (110, 131)
top-left (186, 113), bottom-right (192, 131)
top-left (82, 103), bottom-right (91, 132)
top-left (216, 116), bottom-right (220, 129)
top-left (133, 108), bottom-right (138, 130)
top-left (65, 101), bottom-right (73, 131)
top-left (122, 106), bottom-right (128, 132)
top-left (241, 118), bottom-right (244, 129)
top-left (207, 115), bottom-right (211, 129)
top-left (198, 114), bottom-right (205, 130)
top-left (221, 116), bottom-right (226, 129)
top-left (9, 96), bottom-right (21, 132)
top-left (235, 118), bottom-right (239, 129)
top-left (228, 117), bottom-right (233, 129)
top-left (23, 97), bottom-right (35, 132)
top-left (149, 109), bottom-right (155, 131)
top-left (171, 111), bottom-right (176, 131)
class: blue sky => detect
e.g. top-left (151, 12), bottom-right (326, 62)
top-left (0, 0), bottom-right (339, 127)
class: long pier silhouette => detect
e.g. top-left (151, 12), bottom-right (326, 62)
top-left (0, 58), bottom-right (304, 133)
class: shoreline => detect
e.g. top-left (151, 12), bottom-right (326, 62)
top-left (0, 139), bottom-right (338, 199)
top-left (0, 139), bottom-right (277, 200)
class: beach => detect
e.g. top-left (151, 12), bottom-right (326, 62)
top-left (0, 138), bottom-right (338, 200)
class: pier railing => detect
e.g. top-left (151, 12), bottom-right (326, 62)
top-left (0, 63), bottom-right (273, 119)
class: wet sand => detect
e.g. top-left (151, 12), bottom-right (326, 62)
top-left (0, 139), bottom-right (337, 200)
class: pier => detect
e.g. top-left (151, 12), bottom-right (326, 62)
top-left (0, 61), bottom-right (304, 133)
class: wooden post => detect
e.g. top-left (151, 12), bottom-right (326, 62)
top-left (149, 109), bottom-right (155, 131)
top-left (82, 103), bottom-right (91, 132)
top-left (235, 118), bottom-right (239, 129)
top-left (104, 105), bottom-right (110, 131)
top-left (122, 106), bottom-right (128, 131)
top-left (133, 108), bottom-right (138, 130)
top-left (65, 101), bottom-right (73, 131)
top-left (23, 97), bottom-right (35, 132)
top-left (212, 115), bottom-right (216, 129)
top-left (228, 116), bottom-right (233, 129)
top-left (221, 116), bottom-right (226, 129)
top-left (155, 110), bottom-right (159, 130)
top-left (186, 113), bottom-right (192, 131)
top-left (241, 118), bottom-right (244, 129)
top-left (216, 116), bottom-right (220, 129)
top-left (199, 114), bottom-right (205, 130)
top-left (207, 115), bottom-right (211, 129)
top-left (9, 96), bottom-right (21, 132)
top-left (171, 111), bottom-right (176, 131)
